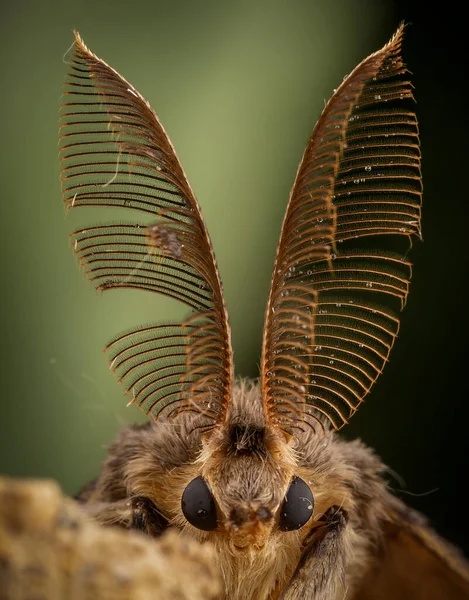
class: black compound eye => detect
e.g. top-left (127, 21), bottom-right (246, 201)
top-left (181, 476), bottom-right (218, 531)
top-left (279, 476), bottom-right (314, 531)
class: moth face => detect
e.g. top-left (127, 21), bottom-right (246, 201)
top-left (181, 423), bottom-right (314, 551)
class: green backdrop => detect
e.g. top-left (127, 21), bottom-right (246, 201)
top-left (1, 0), bottom-right (467, 554)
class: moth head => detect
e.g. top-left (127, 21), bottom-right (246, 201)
top-left (180, 417), bottom-right (314, 550)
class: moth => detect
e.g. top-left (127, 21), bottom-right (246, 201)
top-left (59, 26), bottom-right (469, 600)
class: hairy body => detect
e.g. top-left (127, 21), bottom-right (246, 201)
top-left (78, 382), bottom-right (463, 600)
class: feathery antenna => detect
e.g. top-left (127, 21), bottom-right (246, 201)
top-left (59, 33), bottom-right (234, 427)
top-left (261, 25), bottom-right (422, 432)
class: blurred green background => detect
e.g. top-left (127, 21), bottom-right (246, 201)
top-left (1, 0), bottom-right (467, 553)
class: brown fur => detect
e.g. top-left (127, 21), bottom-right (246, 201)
top-left (77, 381), bottom-right (469, 599)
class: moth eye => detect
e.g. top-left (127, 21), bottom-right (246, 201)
top-left (279, 476), bottom-right (314, 531)
top-left (181, 476), bottom-right (218, 531)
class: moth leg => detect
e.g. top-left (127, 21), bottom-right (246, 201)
top-left (279, 506), bottom-right (349, 600)
top-left (130, 496), bottom-right (168, 537)
top-left (81, 498), bottom-right (133, 528)
top-left (80, 496), bottom-right (169, 538)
